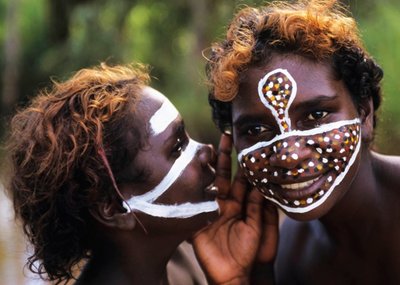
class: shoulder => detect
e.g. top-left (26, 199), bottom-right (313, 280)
top-left (372, 152), bottom-right (400, 187)
top-left (275, 218), bottom-right (333, 284)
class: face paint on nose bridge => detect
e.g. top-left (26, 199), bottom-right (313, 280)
top-left (124, 139), bottom-right (219, 218)
top-left (258, 68), bottom-right (297, 133)
top-left (238, 118), bottom-right (361, 213)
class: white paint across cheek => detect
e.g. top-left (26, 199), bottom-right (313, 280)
top-left (237, 118), bottom-right (361, 214)
top-left (149, 99), bottom-right (179, 135)
top-left (123, 139), bottom-right (219, 218)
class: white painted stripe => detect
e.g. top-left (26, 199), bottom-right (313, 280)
top-left (258, 68), bottom-right (297, 133)
top-left (124, 139), bottom-right (199, 206)
top-left (238, 118), bottom-right (361, 161)
top-left (261, 128), bottom-right (361, 213)
top-left (125, 199), bottom-right (219, 218)
top-left (149, 98), bottom-right (179, 135)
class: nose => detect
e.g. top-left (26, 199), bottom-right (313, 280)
top-left (198, 143), bottom-right (216, 167)
top-left (269, 138), bottom-right (312, 169)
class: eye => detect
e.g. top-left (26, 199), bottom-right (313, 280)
top-left (307, 111), bottom-right (329, 121)
top-left (172, 138), bottom-right (184, 155)
top-left (247, 125), bottom-right (269, 136)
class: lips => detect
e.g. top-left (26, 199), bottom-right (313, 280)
top-left (281, 176), bottom-right (320, 190)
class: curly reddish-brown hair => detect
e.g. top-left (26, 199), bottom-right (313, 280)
top-left (207, 0), bottom-right (383, 132)
top-left (7, 63), bottom-right (150, 284)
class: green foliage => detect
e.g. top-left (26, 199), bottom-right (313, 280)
top-left (1, 0), bottom-right (400, 153)
top-left (358, 2), bottom-right (400, 154)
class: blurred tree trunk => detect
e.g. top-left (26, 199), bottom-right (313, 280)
top-left (2, 0), bottom-right (21, 124)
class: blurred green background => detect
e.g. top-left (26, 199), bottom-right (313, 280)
top-left (0, 0), bottom-right (399, 284)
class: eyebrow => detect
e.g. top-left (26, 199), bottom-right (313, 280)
top-left (293, 95), bottom-right (339, 111)
top-left (165, 118), bottom-right (185, 144)
top-left (233, 113), bottom-right (272, 128)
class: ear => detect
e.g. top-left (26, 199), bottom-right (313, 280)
top-left (90, 199), bottom-right (136, 231)
top-left (358, 97), bottom-right (374, 144)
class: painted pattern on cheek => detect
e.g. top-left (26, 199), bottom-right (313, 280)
top-left (238, 119), bottom-right (361, 213)
top-left (258, 68), bottom-right (297, 133)
top-left (123, 139), bottom-right (219, 218)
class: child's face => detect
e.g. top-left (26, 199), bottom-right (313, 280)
top-left (122, 87), bottom-right (219, 233)
top-left (232, 55), bottom-right (362, 221)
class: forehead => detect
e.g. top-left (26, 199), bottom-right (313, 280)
top-left (233, 55), bottom-right (343, 118)
top-left (138, 86), bottom-right (169, 120)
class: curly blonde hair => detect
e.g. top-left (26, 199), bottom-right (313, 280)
top-left (7, 63), bottom-right (150, 283)
top-left (207, 0), bottom-right (383, 131)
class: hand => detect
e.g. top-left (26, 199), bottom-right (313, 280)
top-left (192, 134), bottom-right (279, 285)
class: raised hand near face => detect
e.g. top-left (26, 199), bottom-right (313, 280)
top-left (192, 134), bottom-right (279, 285)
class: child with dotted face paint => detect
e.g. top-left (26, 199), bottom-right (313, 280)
top-left (6, 63), bottom-right (274, 285)
top-left (206, 0), bottom-right (400, 283)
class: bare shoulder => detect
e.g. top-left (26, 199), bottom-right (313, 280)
top-left (372, 151), bottom-right (400, 186)
top-left (275, 218), bottom-right (334, 284)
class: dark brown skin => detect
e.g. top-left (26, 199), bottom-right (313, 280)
top-left (232, 54), bottom-right (400, 284)
top-left (75, 88), bottom-right (278, 285)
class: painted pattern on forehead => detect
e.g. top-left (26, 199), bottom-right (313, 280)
top-left (258, 68), bottom-right (297, 133)
top-left (238, 119), bottom-right (361, 213)
top-left (149, 98), bottom-right (179, 136)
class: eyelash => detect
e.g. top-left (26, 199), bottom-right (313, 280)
top-left (172, 137), bottom-right (186, 157)
top-left (306, 110), bottom-right (329, 121)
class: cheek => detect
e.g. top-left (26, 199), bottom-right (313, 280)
top-left (239, 122), bottom-right (360, 210)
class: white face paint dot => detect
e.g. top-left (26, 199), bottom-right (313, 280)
top-left (334, 165), bottom-right (340, 171)
top-left (307, 139), bottom-right (315, 145)
top-left (287, 170), bottom-right (292, 176)
top-left (249, 171), bottom-right (254, 176)
top-left (298, 168), bottom-right (305, 173)
top-left (283, 142), bottom-right (288, 148)
top-left (268, 189), bottom-right (274, 195)
top-left (262, 178), bottom-right (268, 183)
top-left (308, 161), bottom-right (315, 167)
top-left (273, 146), bottom-right (277, 153)
top-left (340, 148), bottom-right (345, 153)
top-left (261, 153), bottom-right (266, 158)
top-left (274, 171), bottom-right (278, 177)
top-left (295, 142), bottom-right (300, 148)
top-left (307, 197), bottom-right (313, 204)
top-left (319, 190), bottom-right (325, 196)
top-left (294, 200), bottom-right (300, 206)
top-left (327, 176), bottom-right (333, 182)
top-left (278, 77), bottom-right (283, 83)
top-left (334, 134), bottom-right (341, 140)
top-left (345, 132), bottom-right (350, 137)
top-left (291, 153), bottom-right (299, 160)
top-left (250, 157), bottom-right (256, 163)
top-left (316, 148), bottom-right (323, 154)
top-left (268, 82), bottom-right (274, 88)
top-left (275, 95), bottom-right (281, 100)
top-left (322, 158), bottom-right (328, 164)
top-left (283, 199), bottom-right (289, 204)
top-left (324, 137), bottom-right (330, 142)
top-left (242, 162), bottom-right (247, 167)
top-left (350, 145), bottom-right (354, 150)
top-left (285, 84), bottom-right (289, 89)
top-left (343, 157), bottom-right (347, 162)
top-left (262, 168), bottom-right (268, 172)
top-left (327, 148), bottom-right (333, 153)
top-left (281, 155), bottom-right (287, 160)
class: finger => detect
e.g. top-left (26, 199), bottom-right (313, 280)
top-left (257, 201), bottom-right (279, 263)
top-left (229, 167), bottom-right (251, 204)
top-left (215, 134), bottom-right (232, 199)
top-left (243, 188), bottom-right (264, 232)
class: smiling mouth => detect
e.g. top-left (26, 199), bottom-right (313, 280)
top-left (281, 177), bottom-right (320, 190)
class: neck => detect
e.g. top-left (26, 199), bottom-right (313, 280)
top-left (319, 147), bottom-right (383, 247)
top-left (79, 230), bottom-right (185, 285)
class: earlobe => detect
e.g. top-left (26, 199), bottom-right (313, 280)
top-left (358, 97), bottom-right (374, 144)
top-left (90, 200), bottom-right (136, 231)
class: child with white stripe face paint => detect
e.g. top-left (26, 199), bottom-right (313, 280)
top-left (8, 63), bottom-right (272, 285)
top-left (206, 0), bottom-right (400, 283)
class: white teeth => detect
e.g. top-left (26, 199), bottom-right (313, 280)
top-left (281, 177), bottom-right (320, 190)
